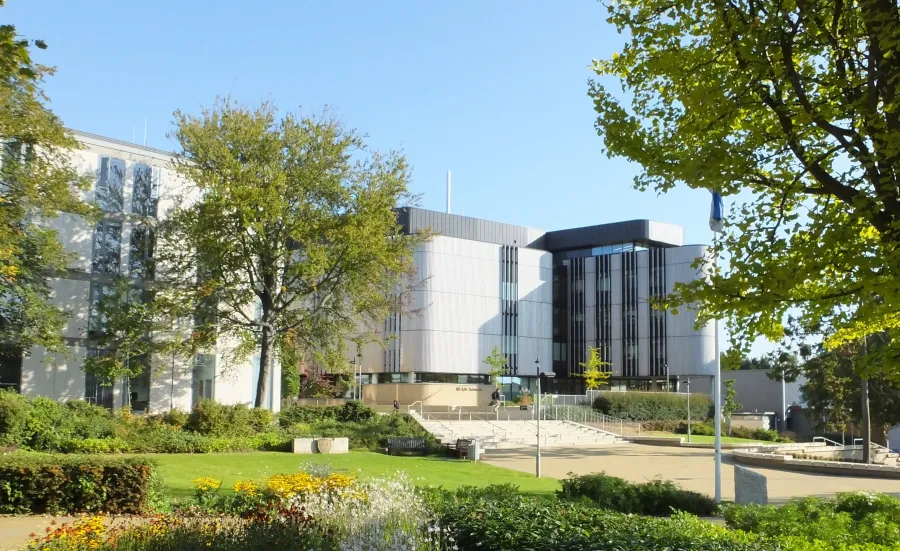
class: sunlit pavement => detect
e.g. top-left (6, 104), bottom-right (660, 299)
top-left (483, 443), bottom-right (900, 503)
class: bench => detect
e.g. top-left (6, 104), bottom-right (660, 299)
top-left (449, 438), bottom-right (473, 459)
top-left (386, 437), bottom-right (428, 455)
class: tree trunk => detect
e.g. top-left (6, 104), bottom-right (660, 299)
top-left (256, 325), bottom-right (271, 408)
top-left (861, 377), bottom-right (871, 464)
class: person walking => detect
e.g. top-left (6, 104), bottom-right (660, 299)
top-left (393, 399), bottom-right (400, 412)
top-left (490, 388), bottom-right (501, 412)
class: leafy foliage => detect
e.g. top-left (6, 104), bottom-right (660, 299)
top-left (724, 493), bottom-right (900, 547)
top-left (558, 472), bottom-right (718, 516)
top-left (0, 455), bottom-right (153, 514)
top-left (776, 337), bottom-right (900, 436)
top-left (578, 347), bottom-right (612, 390)
top-left (593, 391), bottom-right (713, 421)
top-left (0, 4), bottom-right (93, 351)
top-left (590, 0), bottom-right (900, 373)
top-left (157, 99), bottom-right (426, 406)
top-left (483, 345), bottom-right (507, 382)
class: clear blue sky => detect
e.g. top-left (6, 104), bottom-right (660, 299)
top-left (8, 0), bottom-right (769, 354)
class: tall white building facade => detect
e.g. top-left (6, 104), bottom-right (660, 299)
top-left (0, 131), bottom-right (279, 411)
top-left (358, 209), bottom-right (716, 400)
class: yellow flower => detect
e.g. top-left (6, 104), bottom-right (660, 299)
top-left (232, 480), bottom-right (260, 495)
top-left (193, 476), bottom-right (222, 492)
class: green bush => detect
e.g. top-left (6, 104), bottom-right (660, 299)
top-left (336, 400), bottom-right (376, 423)
top-left (723, 493), bottom-right (900, 547)
top-left (185, 400), bottom-right (255, 437)
top-left (0, 389), bottom-right (29, 447)
top-left (0, 454), bottom-right (153, 514)
top-left (593, 392), bottom-right (713, 421)
top-left (248, 407), bottom-right (275, 431)
top-left (437, 494), bottom-right (759, 551)
top-left (558, 472), bottom-right (718, 516)
top-left (59, 437), bottom-right (131, 454)
top-left (277, 404), bottom-right (340, 427)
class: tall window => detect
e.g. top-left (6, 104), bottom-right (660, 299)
top-left (88, 283), bottom-right (115, 337)
top-left (95, 157), bottom-right (125, 212)
top-left (129, 224), bottom-right (155, 279)
top-left (92, 220), bottom-right (122, 274)
top-left (85, 349), bottom-right (114, 409)
top-left (131, 163), bottom-right (159, 217)
top-left (192, 354), bottom-right (215, 406)
top-left (0, 347), bottom-right (22, 393)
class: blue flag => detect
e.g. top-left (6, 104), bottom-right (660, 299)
top-left (709, 191), bottom-right (725, 233)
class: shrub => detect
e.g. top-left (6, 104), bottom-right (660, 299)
top-left (277, 404), bottom-right (340, 427)
top-left (185, 400), bottom-right (255, 437)
top-left (0, 389), bottom-right (29, 447)
top-left (724, 493), bottom-right (900, 547)
top-left (59, 437), bottom-right (131, 454)
top-left (336, 400), bottom-right (376, 423)
top-left (437, 495), bottom-right (759, 551)
top-left (593, 392), bottom-right (713, 421)
top-left (157, 408), bottom-right (189, 429)
top-left (248, 407), bottom-right (275, 431)
top-left (558, 472), bottom-right (718, 516)
top-left (0, 455), bottom-right (153, 514)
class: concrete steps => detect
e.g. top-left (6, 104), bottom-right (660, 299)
top-left (410, 413), bottom-right (624, 450)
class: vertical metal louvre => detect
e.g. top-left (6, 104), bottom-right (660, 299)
top-left (596, 255), bottom-right (612, 371)
top-left (500, 245), bottom-right (519, 374)
top-left (621, 251), bottom-right (638, 377)
top-left (648, 248), bottom-right (668, 377)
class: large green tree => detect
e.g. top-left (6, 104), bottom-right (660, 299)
top-left (0, 2), bottom-right (92, 351)
top-left (590, 0), bottom-right (900, 372)
top-left (777, 335), bottom-right (900, 439)
top-left (158, 100), bottom-right (424, 407)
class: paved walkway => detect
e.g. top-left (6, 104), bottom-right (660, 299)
top-left (484, 444), bottom-right (900, 503)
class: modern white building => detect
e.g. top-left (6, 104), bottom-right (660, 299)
top-left (358, 209), bottom-right (716, 404)
top-left (0, 131), bottom-right (279, 412)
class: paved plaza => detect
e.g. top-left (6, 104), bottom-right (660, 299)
top-left (484, 443), bottom-right (900, 503)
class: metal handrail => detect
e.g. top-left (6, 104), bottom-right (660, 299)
top-left (407, 401), bottom-right (423, 415)
top-left (813, 436), bottom-right (845, 447)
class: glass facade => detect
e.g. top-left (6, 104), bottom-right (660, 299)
top-left (85, 349), bottom-right (114, 409)
top-left (92, 220), bottom-right (122, 274)
top-left (88, 283), bottom-right (115, 337)
top-left (95, 157), bottom-right (125, 213)
top-left (131, 163), bottom-right (159, 217)
top-left (129, 224), bottom-right (155, 279)
top-left (192, 354), bottom-right (216, 406)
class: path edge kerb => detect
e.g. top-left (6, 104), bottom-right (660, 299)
top-left (733, 449), bottom-right (900, 479)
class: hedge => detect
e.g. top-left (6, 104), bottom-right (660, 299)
top-left (593, 391), bottom-right (713, 421)
top-left (0, 455), bottom-right (153, 514)
top-left (558, 472), bottom-right (718, 516)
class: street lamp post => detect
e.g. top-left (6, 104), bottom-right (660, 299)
top-left (664, 363), bottom-right (669, 392)
top-left (349, 357), bottom-right (357, 401)
top-left (535, 358), bottom-right (555, 478)
top-left (685, 378), bottom-right (691, 443)
top-left (356, 351), bottom-right (363, 402)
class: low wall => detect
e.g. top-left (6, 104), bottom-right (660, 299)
top-left (733, 449), bottom-right (900, 479)
top-left (730, 413), bottom-right (774, 431)
top-left (362, 383), bottom-right (493, 407)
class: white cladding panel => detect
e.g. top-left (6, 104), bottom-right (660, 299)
top-left (397, 236), bottom-right (552, 375)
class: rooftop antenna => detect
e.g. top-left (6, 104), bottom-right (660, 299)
top-left (446, 170), bottom-right (452, 214)
top-left (143, 117), bottom-right (148, 146)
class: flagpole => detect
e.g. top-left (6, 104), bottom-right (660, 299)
top-left (709, 191), bottom-right (724, 504)
top-left (713, 231), bottom-right (722, 503)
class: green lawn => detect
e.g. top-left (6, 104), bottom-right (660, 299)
top-left (644, 432), bottom-right (767, 444)
top-left (147, 452), bottom-right (560, 500)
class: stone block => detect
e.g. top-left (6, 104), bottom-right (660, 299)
top-left (292, 438), bottom-right (316, 454)
top-left (734, 465), bottom-right (768, 505)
